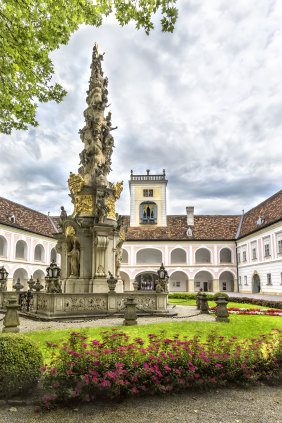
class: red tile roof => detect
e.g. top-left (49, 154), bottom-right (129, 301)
top-left (238, 189), bottom-right (282, 239)
top-left (0, 197), bottom-right (56, 238)
top-left (124, 214), bottom-right (241, 241)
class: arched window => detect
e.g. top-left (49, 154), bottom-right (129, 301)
top-left (121, 248), bottom-right (128, 264)
top-left (220, 248), bottom-right (232, 263)
top-left (195, 248), bottom-right (211, 264)
top-left (50, 248), bottom-right (57, 262)
top-left (0, 236), bottom-right (8, 257)
top-left (15, 240), bottom-right (28, 260)
top-left (139, 201), bottom-right (157, 224)
top-left (136, 248), bottom-right (162, 264)
top-left (34, 244), bottom-right (44, 262)
top-left (171, 248), bottom-right (186, 264)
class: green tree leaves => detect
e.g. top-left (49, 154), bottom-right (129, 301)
top-left (0, 0), bottom-right (178, 134)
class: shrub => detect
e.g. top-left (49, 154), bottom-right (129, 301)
top-left (41, 329), bottom-right (281, 408)
top-left (213, 292), bottom-right (229, 301)
top-left (0, 334), bottom-right (43, 398)
top-left (169, 293), bottom-right (214, 301)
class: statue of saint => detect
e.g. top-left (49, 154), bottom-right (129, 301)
top-left (68, 241), bottom-right (80, 277)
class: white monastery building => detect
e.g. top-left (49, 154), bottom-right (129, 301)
top-left (0, 197), bottom-right (59, 290)
top-left (0, 170), bottom-right (281, 295)
top-left (120, 170), bottom-right (282, 295)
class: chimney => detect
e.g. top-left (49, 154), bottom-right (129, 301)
top-left (186, 206), bottom-right (194, 226)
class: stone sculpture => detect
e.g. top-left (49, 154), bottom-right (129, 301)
top-left (54, 43), bottom-right (127, 294)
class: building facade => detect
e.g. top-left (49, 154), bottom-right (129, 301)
top-left (0, 197), bottom-right (59, 290)
top-left (120, 171), bottom-right (282, 295)
top-left (0, 172), bottom-right (281, 295)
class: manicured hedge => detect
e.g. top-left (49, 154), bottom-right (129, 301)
top-left (168, 293), bottom-right (282, 309)
top-left (0, 334), bottom-right (43, 398)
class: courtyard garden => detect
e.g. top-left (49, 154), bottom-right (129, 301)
top-left (1, 295), bottom-right (281, 409)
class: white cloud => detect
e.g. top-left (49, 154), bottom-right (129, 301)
top-left (1, 0), bottom-right (282, 217)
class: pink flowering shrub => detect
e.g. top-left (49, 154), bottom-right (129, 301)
top-left (41, 329), bottom-right (281, 408)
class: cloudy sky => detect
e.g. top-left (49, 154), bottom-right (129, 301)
top-left (1, 0), bottom-right (282, 217)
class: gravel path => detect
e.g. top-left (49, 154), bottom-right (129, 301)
top-left (0, 385), bottom-right (281, 423)
top-left (0, 305), bottom-right (214, 333)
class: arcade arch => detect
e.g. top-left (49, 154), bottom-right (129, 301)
top-left (50, 248), bottom-right (57, 262)
top-left (121, 248), bottom-right (129, 264)
top-left (170, 248), bottom-right (186, 264)
top-left (220, 248), bottom-right (232, 263)
top-left (219, 271), bottom-right (235, 292)
top-left (0, 236), bottom-right (8, 257)
top-left (136, 248), bottom-right (162, 264)
top-left (15, 240), bottom-right (28, 260)
top-left (194, 270), bottom-right (213, 292)
top-left (34, 244), bottom-right (45, 262)
top-left (195, 248), bottom-right (211, 264)
top-left (169, 271), bottom-right (188, 292)
top-left (120, 271), bottom-right (130, 291)
top-left (134, 271), bottom-right (158, 290)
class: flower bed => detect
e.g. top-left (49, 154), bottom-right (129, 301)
top-left (210, 307), bottom-right (282, 316)
top-left (41, 329), bottom-right (281, 408)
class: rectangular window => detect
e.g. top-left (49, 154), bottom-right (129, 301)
top-left (264, 238), bottom-right (270, 257)
top-left (244, 276), bottom-right (247, 285)
top-left (278, 239), bottom-right (282, 254)
top-left (264, 243), bottom-right (270, 257)
top-left (252, 243), bottom-right (257, 259)
top-left (267, 273), bottom-right (272, 285)
top-left (222, 282), bottom-right (227, 291)
top-left (196, 281), bottom-right (200, 287)
top-left (176, 281), bottom-right (181, 287)
top-left (243, 251), bottom-right (247, 262)
top-left (237, 252), bottom-right (241, 263)
top-left (143, 189), bottom-right (153, 197)
top-left (239, 276), bottom-right (242, 285)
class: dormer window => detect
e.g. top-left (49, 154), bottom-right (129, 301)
top-left (140, 201), bottom-right (157, 224)
top-left (143, 189), bottom-right (153, 197)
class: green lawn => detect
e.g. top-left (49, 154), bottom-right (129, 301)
top-left (168, 298), bottom-right (273, 308)
top-left (24, 315), bottom-right (282, 362)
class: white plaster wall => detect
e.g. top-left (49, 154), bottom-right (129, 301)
top-left (237, 222), bottom-right (282, 294)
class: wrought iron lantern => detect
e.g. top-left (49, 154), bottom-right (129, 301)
top-left (45, 260), bottom-right (61, 293)
top-left (0, 265), bottom-right (9, 291)
top-left (157, 263), bottom-right (168, 280)
top-left (46, 260), bottom-right (61, 279)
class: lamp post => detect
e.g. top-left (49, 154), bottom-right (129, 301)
top-left (45, 260), bottom-right (62, 293)
top-left (0, 265), bottom-right (9, 292)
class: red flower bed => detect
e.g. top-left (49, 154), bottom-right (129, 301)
top-left (41, 329), bottom-right (281, 408)
top-left (210, 307), bottom-right (282, 316)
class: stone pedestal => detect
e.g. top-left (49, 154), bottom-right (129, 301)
top-left (2, 297), bottom-right (20, 333)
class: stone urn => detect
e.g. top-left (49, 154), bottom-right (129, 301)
top-left (13, 278), bottom-right (24, 292)
top-left (199, 292), bottom-right (209, 314)
top-left (34, 278), bottom-right (44, 292)
top-left (123, 297), bottom-right (137, 326)
top-left (27, 276), bottom-right (36, 291)
top-left (215, 295), bottom-right (230, 322)
top-left (107, 272), bottom-right (117, 293)
top-left (2, 297), bottom-right (20, 333)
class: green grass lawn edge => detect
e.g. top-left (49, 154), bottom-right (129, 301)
top-left (23, 315), bottom-right (282, 362)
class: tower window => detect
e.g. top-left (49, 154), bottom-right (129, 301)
top-left (143, 189), bottom-right (153, 197)
top-left (139, 202), bottom-right (157, 224)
